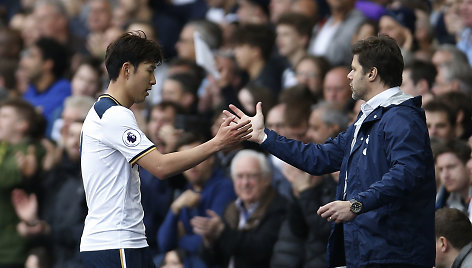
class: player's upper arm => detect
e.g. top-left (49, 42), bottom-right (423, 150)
top-left (137, 149), bottom-right (168, 179)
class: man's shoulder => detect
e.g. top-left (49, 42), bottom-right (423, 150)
top-left (452, 242), bottom-right (472, 268)
top-left (381, 95), bottom-right (423, 118)
top-left (49, 79), bottom-right (72, 95)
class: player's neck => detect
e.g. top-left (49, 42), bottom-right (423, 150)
top-left (106, 81), bottom-right (133, 108)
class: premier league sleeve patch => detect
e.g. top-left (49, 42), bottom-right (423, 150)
top-left (122, 128), bottom-right (141, 147)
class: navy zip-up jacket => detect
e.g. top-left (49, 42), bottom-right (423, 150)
top-left (260, 95), bottom-right (435, 268)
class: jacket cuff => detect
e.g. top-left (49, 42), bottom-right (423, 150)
top-left (260, 128), bottom-right (277, 148)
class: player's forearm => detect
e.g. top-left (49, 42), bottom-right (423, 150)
top-left (145, 139), bottom-right (221, 179)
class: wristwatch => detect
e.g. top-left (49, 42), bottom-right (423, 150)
top-left (349, 199), bottom-right (362, 214)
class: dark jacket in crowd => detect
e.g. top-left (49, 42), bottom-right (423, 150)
top-left (201, 187), bottom-right (286, 268)
top-left (271, 175), bottom-right (336, 268)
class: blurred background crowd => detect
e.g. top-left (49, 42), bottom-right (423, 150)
top-left (0, 0), bottom-right (472, 267)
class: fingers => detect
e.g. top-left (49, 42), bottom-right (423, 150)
top-left (233, 122), bottom-right (252, 137)
top-left (235, 125), bottom-right (253, 141)
top-left (30, 193), bottom-right (37, 203)
top-left (256, 102), bottom-right (263, 115)
top-left (317, 203), bottom-right (329, 216)
top-left (228, 104), bottom-right (247, 119)
top-left (222, 110), bottom-right (235, 120)
top-left (11, 188), bottom-right (27, 202)
top-left (230, 119), bottom-right (251, 131)
top-left (221, 115), bottom-right (236, 127)
top-left (27, 145), bottom-right (36, 157)
top-left (206, 209), bottom-right (218, 218)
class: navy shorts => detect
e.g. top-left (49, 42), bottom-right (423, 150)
top-left (81, 247), bottom-right (155, 268)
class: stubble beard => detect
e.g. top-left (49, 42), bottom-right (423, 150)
top-left (351, 83), bottom-right (367, 101)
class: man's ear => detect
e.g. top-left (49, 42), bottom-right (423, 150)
top-left (438, 236), bottom-right (449, 253)
top-left (368, 67), bottom-right (378, 81)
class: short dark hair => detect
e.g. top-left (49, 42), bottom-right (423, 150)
top-left (280, 85), bottom-right (313, 128)
top-left (423, 99), bottom-right (456, 127)
top-left (351, 35), bottom-right (404, 88)
top-left (295, 55), bottom-right (331, 82)
top-left (0, 59), bottom-right (18, 90)
top-left (406, 60), bottom-right (437, 89)
top-left (168, 58), bottom-right (206, 82)
top-left (276, 12), bottom-right (313, 41)
top-left (233, 24), bottom-right (275, 61)
top-left (72, 56), bottom-right (103, 89)
top-left (0, 98), bottom-right (46, 140)
top-left (35, 37), bottom-right (69, 79)
top-left (105, 31), bottom-right (163, 81)
top-left (186, 20), bottom-right (223, 50)
top-left (148, 101), bottom-right (182, 122)
top-left (166, 73), bottom-right (200, 96)
top-left (439, 91), bottom-right (472, 139)
top-left (433, 139), bottom-right (471, 164)
top-left (435, 208), bottom-right (472, 249)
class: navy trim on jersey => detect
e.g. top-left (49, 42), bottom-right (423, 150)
top-left (129, 145), bottom-right (156, 165)
top-left (99, 94), bottom-right (123, 106)
top-left (94, 95), bottom-right (120, 119)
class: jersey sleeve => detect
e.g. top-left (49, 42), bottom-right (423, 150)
top-left (101, 106), bottom-right (156, 165)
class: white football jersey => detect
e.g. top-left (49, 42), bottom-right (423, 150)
top-left (80, 94), bottom-right (156, 251)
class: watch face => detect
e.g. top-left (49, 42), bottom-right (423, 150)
top-left (351, 201), bottom-right (362, 214)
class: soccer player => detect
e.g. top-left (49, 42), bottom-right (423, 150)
top-left (79, 32), bottom-right (251, 267)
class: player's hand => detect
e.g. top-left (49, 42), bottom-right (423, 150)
top-left (317, 200), bottom-right (356, 224)
top-left (213, 114), bottom-right (252, 150)
top-left (224, 102), bottom-right (265, 144)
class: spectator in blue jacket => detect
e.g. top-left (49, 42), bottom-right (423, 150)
top-left (225, 35), bottom-right (436, 268)
top-left (21, 37), bottom-right (71, 138)
top-left (157, 132), bottom-right (236, 267)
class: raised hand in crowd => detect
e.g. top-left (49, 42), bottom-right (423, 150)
top-left (14, 145), bottom-right (37, 178)
top-left (282, 163), bottom-right (323, 197)
top-left (198, 53), bottom-right (241, 113)
top-left (40, 138), bottom-right (61, 172)
top-left (11, 189), bottom-right (50, 237)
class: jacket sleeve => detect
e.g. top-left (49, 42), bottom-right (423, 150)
top-left (260, 129), bottom-right (347, 175)
top-left (159, 210), bottom-right (207, 253)
top-left (157, 210), bottom-right (180, 252)
top-left (354, 107), bottom-right (434, 212)
top-left (207, 180), bottom-right (236, 216)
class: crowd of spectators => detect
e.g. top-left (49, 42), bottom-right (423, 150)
top-left (1, 0), bottom-right (472, 267)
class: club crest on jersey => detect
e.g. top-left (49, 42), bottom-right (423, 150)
top-left (122, 129), bottom-right (141, 147)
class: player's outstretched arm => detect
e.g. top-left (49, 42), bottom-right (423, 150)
top-left (137, 115), bottom-right (252, 179)
top-left (223, 102), bottom-right (266, 144)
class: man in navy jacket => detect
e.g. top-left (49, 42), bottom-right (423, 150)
top-left (225, 35), bottom-right (435, 268)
